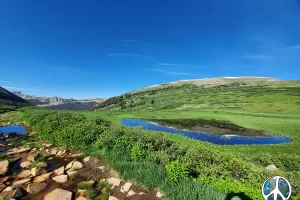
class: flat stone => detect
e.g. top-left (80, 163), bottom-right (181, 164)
top-left (76, 197), bottom-right (88, 200)
top-left (26, 183), bottom-right (48, 194)
top-left (47, 157), bottom-right (54, 161)
top-left (57, 150), bottom-right (67, 156)
top-left (120, 188), bottom-right (126, 193)
top-left (266, 164), bottom-right (278, 171)
top-left (20, 161), bottom-right (32, 169)
top-left (127, 190), bottom-right (136, 197)
top-left (108, 197), bottom-right (118, 200)
top-left (70, 153), bottom-right (83, 158)
top-left (156, 191), bottom-right (164, 198)
top-left (52, 175), bottom-right (68, 183)
top-left (27, 154), bottom-right (42, 162)
top-left (53, 166), bottom-right (65, 176)
top-left (51, 149), bottom-right (58, 155)
top-left (31, 167), bottom-right (47, 177)
top-left (98, 166), bottom-right (106, 171)
top-left (44, 188), bottom-right (72, 200)
top-left (16, 147), bottom-right (31, 153)
top-left (122, 182), bottom-right (132, 192)
top-left (69, 161), bottom-right (83, 171)
top-left (0, 160), bottom-right (9, 175)
top-left (107, 177), bottom-right (121, 187)
top-left (3, 186), bottom-right (13, 192)
top-left (139, 192), bottom-right (145, 195)
top-left (17, 170), bottom-right (32, 179)
top-left (37, 162), bottom-right (47, 169)
top-left (6, 148), bottom-right (17, 156)
top-left (33, 172), bottom-right (53, 183)
top-left (83, 156), bottom-right (90, 163)
top-left (65, 161), bottom-right (75, 170)
top-left (67, 171), bottom-right (78, 177)
top-left (12, 178), bottom-right (31, 188)
top-left (12, 188), bottom-right (23, 198)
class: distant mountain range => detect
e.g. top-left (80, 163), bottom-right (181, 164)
top-left (12, 91), bottom-right (106, 110)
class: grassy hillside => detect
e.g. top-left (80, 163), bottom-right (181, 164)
top-left (0, 86), bottom-right (31, 113)
top-left (92, 78), bottom-right (300, 199)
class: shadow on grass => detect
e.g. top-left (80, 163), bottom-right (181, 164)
top-left (225, 192), bottom-right (253, 200)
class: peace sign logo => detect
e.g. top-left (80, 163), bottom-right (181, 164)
top-left (262, 176), bottom-right (292, 200)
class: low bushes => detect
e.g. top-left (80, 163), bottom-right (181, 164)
top-left (16, 107), bottom-right (300, 199)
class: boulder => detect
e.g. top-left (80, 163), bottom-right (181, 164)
top-left (16, 147), bottom-right (31, 154)
top-left (37, 162), bottom-right (47, 169)
top-left (53, 166), bottom-right (65, 176)
top-left (65, 161), bottom-right (75, 170)
top-left (33, 172), bottom-right (53, 183)
top-left (12, 178), bottom-right (31, 188)
top-left (122, 182), bottom-right (132, 192)
top-left (127, 190), bottom-right (137, 197)
top-left (83, 156), bottom-right (90, 163)
top-left (52, 175), bottom-right (68, 183)
top-left (31, 167), bottom-right (47, 177)
top-left (12, 188), bottom-right (24, 198)
top-left (266, 164), bottom-right (278, 171)
top-left (17, 170), bottom-right (32, 179)
top-left (44, 188), bottom-right (72, 200)
top-left (20, 161), bottom-right (32, 169)
top-left (27, 154), bottom-right (42, 162)
top-left (26, 183), bottom-right (48, 194)
top-left (107, 177), bottom-right (121, 187)
top-left (68, 161), bottom-right (83, 172)
top-left (67, 171), bottom-right (78, 178)
top-left (0, 160), bottom-right (9, 175)
top-left (156, 191), bottom-right (164, 198)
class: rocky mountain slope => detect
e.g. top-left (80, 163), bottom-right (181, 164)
top-left (0, 87), bottom-right (31, 113)
top-left (13, 92), bottom-right (105, 110)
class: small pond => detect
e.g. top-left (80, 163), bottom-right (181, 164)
top-left (121, 119), bottom-right (292, 145)
top-left (0, 125), bottom-right (26, 134)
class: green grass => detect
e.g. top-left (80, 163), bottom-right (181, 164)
top-left (78, 182), bottom-right (93, 190)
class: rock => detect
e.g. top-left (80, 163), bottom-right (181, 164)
top-left (57, 150), bottom-right (67, 156)
top-left (98, 166), bottom-right (106, 172)
top-left (20, 161), bottom-right (32, 169)
top-left (67, 171), bottom-right (78, 178)
top-left (37, 162), bottom-right (47, 169)
top-left (127, 190), bottom-right (136, 197)
top-left (65, 161), bottom-right (75, 170)
top-left (156, 191), bottom-right (164, 198)
top-left (52, 175), bottom-right (68, 183)
top-left (12, 188), bottom-right (23, 198)
top-left (31, 167), bottom-right (47, 177)
top-left (120, 188), bottom-right (126, 193)
top-left (122, 182), bottom-right (132, 192)
top-left (16, 147), bottom-right (31, 154)
top-left (3, 186), bottom-right (13, 192)
top-left (51, 149), bottom-right (58, 155)
top-left (266, 164), bottom-right (278, 171)
top-left (0, 176), bottom-right (10, 183)
top-left (12, 178), bottom-right (31, 188)
top-left (108, 197), bottom-right (118, 200)
top-left (33, 172), bottom-right (52, 183)
top-left (7, 147), bottom-right (17, 155)
top-left (53, 166), bottom-right (65, 176)
top-left (139, 192), bottom-right (145, 195)
top-left (27, 154), bottom-right (42, 162)
top-left (17, 170), bottom-right (32, 179)
top-left (0, 183), bottom-right (6, 192)
top-left (68, 161), bottom-right (83, 171)
top-left (44, 188), bottom-right (72, 200)
top-left (70, 153), bottom-right (83, 158)
top-left (26, 183), bottom-right (47, 194)
top-left (83, 156), bottom-right (90, 163)
top-left (31, 148), bottom-right (37, 152)
top-left (77, 189), bottom-right (87, 196)
top-left (0, 160), bottom-right (9, 175)
top-left (76, 197), bottom-right (88, 200)
top-left (44, 144), bottom-right (53, 148)
top-left (107, 177), bottom-right (121, 187)
top-left (47, 157), bottom-right (54, 161)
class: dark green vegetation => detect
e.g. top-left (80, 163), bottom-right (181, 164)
top-left (0, 86), bottom-right (30, 113)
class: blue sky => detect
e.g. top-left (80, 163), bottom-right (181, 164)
top-left (1, 0), bottom-right (300, 98)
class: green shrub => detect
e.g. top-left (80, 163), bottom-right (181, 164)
top-left (166, 160), bottom-right (189, 182)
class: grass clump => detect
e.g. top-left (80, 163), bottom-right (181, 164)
top-left (78, 183), bottom-right (93, 190)
top-left (86, 189), bottom-right (98, 199)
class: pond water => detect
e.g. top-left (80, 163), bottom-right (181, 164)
top-left (121, 119), bottom-right (292, 145)
top-left (0, 125), bottom-right (26, 134)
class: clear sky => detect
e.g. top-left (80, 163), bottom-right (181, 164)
top-left (1, 0), bottom-right (300, 98)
